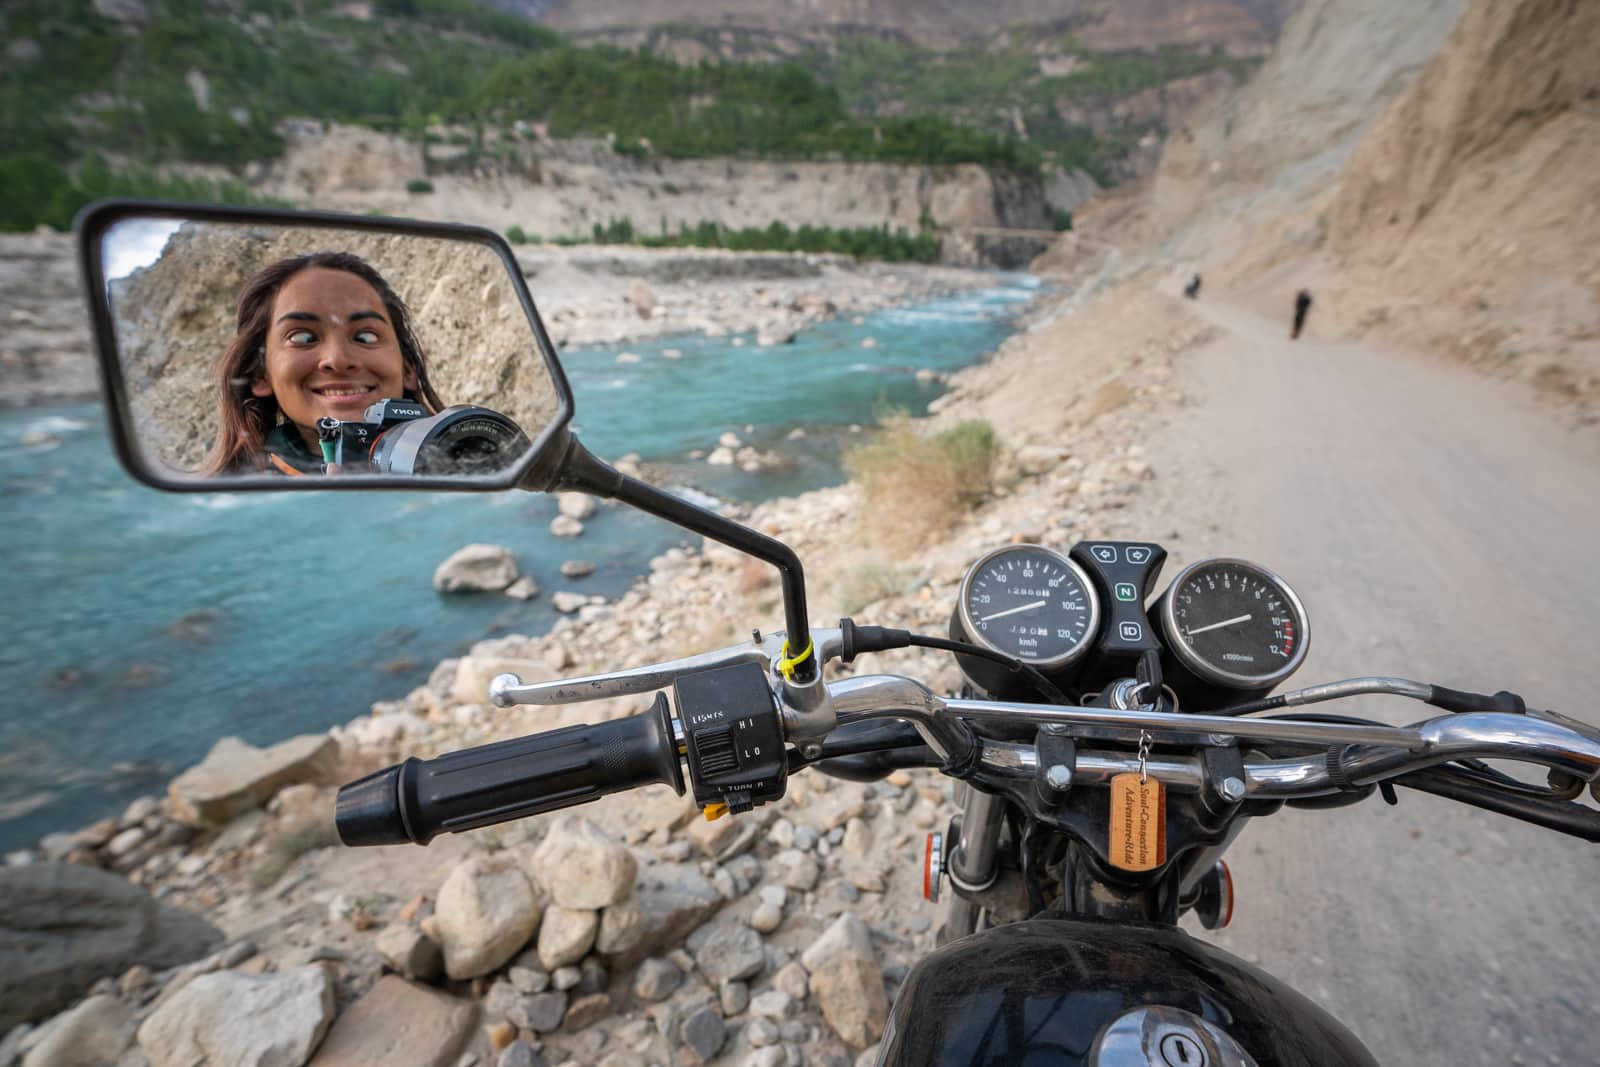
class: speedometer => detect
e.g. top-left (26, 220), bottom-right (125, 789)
top-left (955, 544), bottom-right (1100, 669)
top-left (1155, 558), bottom-right (1309, 692)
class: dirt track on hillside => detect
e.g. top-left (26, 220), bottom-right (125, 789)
top-left (1134, 290), bottom-right (1600, 1067)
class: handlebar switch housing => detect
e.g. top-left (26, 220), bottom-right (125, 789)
top-left (675, 662), bottom-right (788, 815)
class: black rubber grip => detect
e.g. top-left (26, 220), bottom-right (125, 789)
top-left (336, 693), bottom-right (684, 846)
top-left (1426, 686), bottom-right (1527, 715)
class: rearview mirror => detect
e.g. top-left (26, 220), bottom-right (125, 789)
top-left (77, 201), bottom-right (574, 490)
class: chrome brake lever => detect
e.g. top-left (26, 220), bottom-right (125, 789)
top-left (489, 628), bottom-right (843, 707)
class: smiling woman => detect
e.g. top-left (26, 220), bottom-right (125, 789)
top-left (207, 253), bottom-right (445, 475)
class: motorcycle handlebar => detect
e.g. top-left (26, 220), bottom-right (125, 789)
top-left (335, 693), bottom-right (684, 846)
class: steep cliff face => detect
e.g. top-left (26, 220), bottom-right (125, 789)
top-left (248, 126), bottom-right (1052, 266)
top-left (1316, 0), bottom-right (1600, 406)
top-left (1133, 0), bottom-right (1466, 258)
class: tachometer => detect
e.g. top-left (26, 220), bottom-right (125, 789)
top-left (1155, 558), bottom-right (1309, 693)
top-left (955, 544), bottom-right (1100, 669)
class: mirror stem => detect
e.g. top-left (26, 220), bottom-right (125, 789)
top-left (551, 437), bottom-right (818, 683)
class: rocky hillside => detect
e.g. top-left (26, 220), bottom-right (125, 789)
top-left (532, 0), bottom-right (1299, 51)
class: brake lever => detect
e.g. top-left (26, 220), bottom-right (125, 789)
top-left (489, 628), bottom-right (844, 707)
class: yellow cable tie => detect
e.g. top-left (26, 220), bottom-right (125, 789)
top-left (777, 638), bottom-right (814, 681)
top-left (703, 803), bottom-right (729, 822)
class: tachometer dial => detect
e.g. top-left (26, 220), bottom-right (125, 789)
top-left (1157, 558), bottom-right (1309, 691)
top-left (956, 544), bottom-right (1100, 669)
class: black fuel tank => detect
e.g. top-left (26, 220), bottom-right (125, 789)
top-left (878, 915), bottom-right (1378, 1066)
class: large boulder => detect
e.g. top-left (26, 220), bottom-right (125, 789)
top-left (525, 816), bottom-right (636, 909)
top-left (20, 994), bottom-right (133, 1067)
top-left (307, 975), bottom-right (477, 1067)
top-left (800, 913), bottom-right (888, 1049)
top-left (433, 856), bottom-right (540, 980)
top-left (138, 965), bottom-right (335, 1067)
top-left (0, 864), bottom-right (222, 1031)
top-left (168, 734), bottom-right (337, 828)
top-left (432, 544), bottom-right (519, 593)
top-left (600, 862), bottom-right (721, 970)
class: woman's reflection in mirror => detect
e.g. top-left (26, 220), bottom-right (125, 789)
top-left (204, 252), bottom-right (443, 475)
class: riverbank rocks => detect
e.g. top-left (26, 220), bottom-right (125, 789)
top-left (18, 994), bottom-right (133, 1067)
top-left (550, 515), bottom-right (584, 537)
top-left (527, 816), bottom-right (636, 908)
top-left (433, 543), bottom-right (520, 592)
top-left (167, 734), bottom-right (337, 828)
top-left (0, 864), bottom-right (222, 1031)
top-left (373, 922), bottom-right (443, 982)
top-left (603, 862), bottom-right (721, 970)
top-left (138, 964), bottom-right (335, 1067)
top-left (434, 856), bottom-right (540, 980)
top-left (556, 493), bottom-right (596, 520)
top-left (536, 905), bottom-right (598, 971)
top-left (307, 975), bottom-right (477, 1067)
top-left (687, 921), bottom-right (765, 983)
top-left (800, 913), bottom-right (888, 1049)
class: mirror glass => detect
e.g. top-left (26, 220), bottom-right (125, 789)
top-left (92, 214), bottom-right (566, 484)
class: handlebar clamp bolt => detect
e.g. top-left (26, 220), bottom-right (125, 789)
top-left (1045, 764), bottom-right (1073, 791)
top-left (1219, 776), bottom-right (1246, 803)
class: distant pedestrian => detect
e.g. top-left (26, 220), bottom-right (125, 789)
top-left (1183, 274), bottom-right (1202, 299)
top-left (1291, 289), bottom-right (1313, 339)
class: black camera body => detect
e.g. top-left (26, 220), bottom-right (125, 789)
top-left (315, 398), bottom-right (529, 475)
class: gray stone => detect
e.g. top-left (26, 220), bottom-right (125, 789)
top-left (792, 827), bottom-right (818, 851)
top-left (535, 906), bottom-right (597, 971)
top-left (745, 1047), bottom-right (785, 1067)
top-left (558, 560), bottom-right (594, 578)
top-left (772, 962), bottom-right (809, 1003)
top-left (680, 1007), bottom-right (725, 1064)
top-left (523, 992), bottom-right (568, 1033)
top-left (167, 735), bottom-right (337, 828)
top-left (594, 896), bottom-right (644, 955)
top-left (799, 914), bottom-right (887, 1049)
top-left (840, 819), bottom-right (872, 858)
top-left (749, 991), bottom-right (793, 1020)
top-left (0, 864), bottom-right (221, 1032)
top-left (603, 863), bottom-right (721, 970)
top-left (719, 979), bottom-right (749, 1017)
top-left (746, 1017), bottom-right (781, 1048)
top-left (550, 966), bottom-right (581, 991)
top-left (508, 966), bottom-right (549, 995)
top-left (106, 828), bottom-right (147, 858)
top-left (374, 923), bottom-right (442, 982)
top-left (138, 965), bottom-right (335, 1067)
top-left (20, 995), bottom-right (132, 1067)
top-left (551, 591), bottom-right (588, 613)
top-left (526, 816), bottom-right (638, 910)
top-left (771, 850), bottom-right (819, 892)
top-left (632, 959), bottom-right (682, 1002)
top-left (307, 975), bottom-right (478, 1067)
top-left (758, 886), bottom-right (788, 909)
top-left (749, 902), bottom-right (783, 934)
top-left (434, 857), bottom-right (540, 980)
top-left (433, 544), bottom-right (519, 593)
top-left (687, 922), bottom-right (765, 983)
top-left (496, 1042), bottom-right (543, 1067)
top-left (577, 958), bottom-right (608, 995)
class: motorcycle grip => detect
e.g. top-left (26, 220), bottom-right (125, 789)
top-left (335, 693), bottom-right (684, 846)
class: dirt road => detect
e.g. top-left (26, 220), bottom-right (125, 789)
top-left (1138, 295), bottom-right (1600, 1065)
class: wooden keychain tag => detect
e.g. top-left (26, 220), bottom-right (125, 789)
top-left (1108, 772), bottom-right (1167, 872)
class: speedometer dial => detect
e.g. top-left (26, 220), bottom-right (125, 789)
top-left (1157, 558), bottom-right (1309, 690)
top-left (957, 545), bottom-right (1100, 669)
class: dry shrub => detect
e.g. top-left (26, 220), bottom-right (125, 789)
top-left (843, 414), bottom-right (1002, 551)
top-left (836, 561), bottom-right (907, 615)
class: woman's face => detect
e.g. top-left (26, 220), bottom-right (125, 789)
top-left (252, 267), bottom-right (416, 445)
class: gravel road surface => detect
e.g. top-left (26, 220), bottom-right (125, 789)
top-left (1145, 296), bottom-right (1600, 1066)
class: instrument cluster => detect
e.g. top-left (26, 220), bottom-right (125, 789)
top-left (949, 541), bottom-right (1309, 710)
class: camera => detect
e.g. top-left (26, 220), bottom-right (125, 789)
top-left (315, 398), bottom-right (530, 476)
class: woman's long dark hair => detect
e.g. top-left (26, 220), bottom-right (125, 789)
top-left (204, 251), bottom-right (444, 474)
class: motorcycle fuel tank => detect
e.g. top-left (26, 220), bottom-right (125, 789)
top-left (878, 916), bottom-right (1378, 1067)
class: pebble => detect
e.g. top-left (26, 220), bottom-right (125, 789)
top-left (524, 991), bottom-right (568, 1032)
top-left (510, 966), bottom-right (551, 994)
top-left (634, 958), bottom-right (683, 1002)
top-left (750, 901), bottom-right (783, 933)
top-left (747, 1016), bottom-right (781, 1047)
top-left (563, 992), bottom-right (611, 1030)
top-left (498, 1041), bottom-right (544, 1067)
top-left (759, 885), bottom-right (788, 909)
top-left (681, 1005), bottom-right (726, 1063)
top-left (720, 979), bottom-right (750, 1016)
top-left (551, 966), bottom-right (582, 991)
top-left (750, 990), bottom-right (794, 1019)
top-left (793, 826), bottom-right (819, 851)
